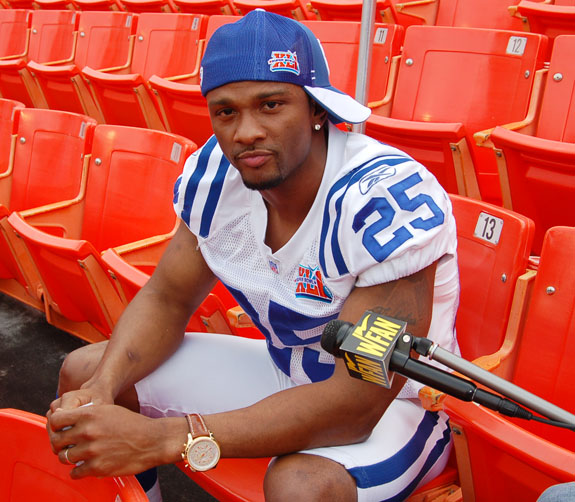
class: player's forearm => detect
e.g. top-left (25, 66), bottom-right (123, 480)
top-left (198, 364), bottom-right (404, 460)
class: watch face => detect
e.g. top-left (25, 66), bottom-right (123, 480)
top-left (187, 437), bottom-right (220, 471)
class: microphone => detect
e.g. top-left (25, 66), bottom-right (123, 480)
top-left (321, 310), bottom-right (407, 389)
top-left (321, 311), bottom-right (537, 421)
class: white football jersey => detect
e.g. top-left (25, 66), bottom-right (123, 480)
top-left (174, 125), bottom-right (460, 397)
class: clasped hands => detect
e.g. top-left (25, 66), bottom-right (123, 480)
top-left (46, 389), bottom-right (164, 479)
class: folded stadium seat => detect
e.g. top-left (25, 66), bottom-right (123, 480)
top-left (443, 226), bottom-right (575, 502)
top-left (34, 0), bottom-right (78, 9)
top-left (0, 9), bottom-right (32, 62)
top-left (515, 0), bottom-right (575, 57)
top-left (172, 0), bottom-right (238, 15)
top-left (301, 20), bottom-right (404, 109)
top-left (418, 194), bottom-right (535, 411)
top-left (73, 0), bottom-right (125, 10)
top-left (487, 35), bottom-right (575, 255)
top-left (365, 26), bottom-right (548, 206)
top-left (233, 0), bottom-right (317, 20)
top-left (0, 10), bottom-right (78, 108)
top-left (381, 0), bottom-right (440, 28)
top-left (82, 13), bottom-right (208, 131)
top-left (121, 0), bottom-right (177, 13)
top-left (0, 108), bottom-right (97, 311)
top-left (0, 408), bottom-right (147, 501)
top-left (148, 14), bottom-right (238, 146)
top-left (7, 124), bottom-right (197, 343)
top-left (27, 11), bottom-right (137, 123)
top-left (307, 0), bottom-right (389, 22)
top-left (435, 0), bottom-right (528, 31)
top-left (149, 17), bottom-right (404, 147)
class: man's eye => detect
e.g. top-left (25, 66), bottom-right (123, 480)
top-left (263, 101), bottom-right (280, 110)
top-left (217, 108), bottom-right (234, 117)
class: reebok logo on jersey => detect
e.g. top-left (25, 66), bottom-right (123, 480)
top-left (359, 165), bottom-right (397, 194)
top-left (268, 50), bottom-right (300, 75)
top-left (295, 265), bottom-right (333, 303)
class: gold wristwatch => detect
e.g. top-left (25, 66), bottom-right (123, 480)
top-left (182, 413), bottom-right (221, 472)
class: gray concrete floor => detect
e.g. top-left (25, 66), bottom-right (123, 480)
top-left (0, 292), bottom-right (217, 502)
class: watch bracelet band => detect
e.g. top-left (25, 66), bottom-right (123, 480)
top-left (186, 413), bottom-right (210, 440)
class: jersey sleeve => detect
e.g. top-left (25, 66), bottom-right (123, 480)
top-left (173, 136), bottom-right (245, 240)
top-left (320, 154), bottom-right (457, 287)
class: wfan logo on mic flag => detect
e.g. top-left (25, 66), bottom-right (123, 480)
top-left (341, 311), bottom-right (407, 388)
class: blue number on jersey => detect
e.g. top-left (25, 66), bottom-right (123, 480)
top-left (352, 172), bottom-right (445, 262)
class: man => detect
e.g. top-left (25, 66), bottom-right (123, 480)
top-left (47, 10), bottom-right (460, 502)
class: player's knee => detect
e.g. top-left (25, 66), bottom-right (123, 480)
top-left (59, 341), bottom-right (107, 395)
top-left (263, 454), bottom-right (357, 502)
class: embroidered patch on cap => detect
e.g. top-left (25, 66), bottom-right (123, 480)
top-left (268, 50), bottom-right (300, 75)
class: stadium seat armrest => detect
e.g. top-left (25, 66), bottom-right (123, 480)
top-left (368, 54), bottom-right (401, 116)
top-left (393, 0), bottom-right (438, 24)
top-left (474, 68), bottom-right (548, 148)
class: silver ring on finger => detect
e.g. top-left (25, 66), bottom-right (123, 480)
top-left (64, 446), bottom-right (74, 465)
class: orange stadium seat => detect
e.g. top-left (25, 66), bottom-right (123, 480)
top-left (419, 194), bottom-right (535, 411)
top-left (0, 408), bottom-right (147, 501)
top-left (34, 0), bottom-right (78, 9)
top-left (7, 125), bottom-right (197, 342)
top-left (83, 12), bottom-right (208, 131)
top-left (365, 26), bottom-right (548, 205)
top-left (27, 11), bottom-right (137, 122)
top-left (444, 225), bottom-right (575, 502)
top-left (0, 108), bottom-right (97, 310)
top-left (0, 9), bottom-right (31, 61)
top-left (307, 0), bottom-right (389, 22)
top-left (73, 0), bottom-right (126, 10)
top-left (302, 20), bottom-right (404, 106)
top-left (435, 0), bottom-right (528, 30)
top-left (233, 0), bottom-right (316, 20)
top-left (172, 0), bottom-right (238, 14)
top-left (488, 35), bottom-right (575, 255)
top-left (0, 10), bottom-right (78, 108)
top-left (121, 0), bottom-right (177, 13)
top-left (516, 0), bottom-right (575, 56)
top-left (148, 14), bottom-right (237, 145)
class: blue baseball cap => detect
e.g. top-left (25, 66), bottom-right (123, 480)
top-left (200, 10), bottom-right (371, 124)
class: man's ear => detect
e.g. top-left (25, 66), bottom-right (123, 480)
top-left (311, 100), bottom-right (328, 127)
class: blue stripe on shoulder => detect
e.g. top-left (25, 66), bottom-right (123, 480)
top-left (199, 152), bottom-right (231, 238)
top-left (181, 136), bottom-right (218, 225)
top-left (319, 156), bottom-right (412, 277)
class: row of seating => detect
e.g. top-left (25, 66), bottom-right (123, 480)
top-left (1, 99), bottom-right (572, 501)
top-left (0, 9), bottom-right (573, 242)
top-left (1, 0), bottom-right (575, 40)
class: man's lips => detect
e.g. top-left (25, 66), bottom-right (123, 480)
top-left (235, 150), bottom-right (273, 168)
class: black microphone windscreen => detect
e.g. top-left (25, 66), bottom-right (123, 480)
top-left (321, 319), bottom-right (347, 357)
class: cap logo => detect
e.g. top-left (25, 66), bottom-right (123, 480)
top-left (268, 50), bottom-right (300, 75)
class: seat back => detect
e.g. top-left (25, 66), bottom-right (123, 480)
top-left (75, 11), bottom-right (137, 70)
top-left (0, 10), bottom-right (31, 60)
top-left (147, 15), bottom-right (238, 144)
top-left (0, 408), bottom-right (147, 501)
top-left (80, 124), bottom-right (197, 251)
top-left (535, 35), bottom-right (575, 142)
top-left (308, 0), bottom-right (388, 22)
top-left (10, 109), bottom-right (97, 214)
top-left (27, 10), bottom-right (79, 65)
top-left (389, 25), bottom-right (547, 203)
top-left (450, 194), bottom-right (535, 360)
top-left (511, 226), bottom-right (575, 448)
top-left (130, 13), bottom-right (208, 80)
top-left (436, 0), bottom-right (526, 30)
top-left (302, 20), bottom-right (404, 104)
